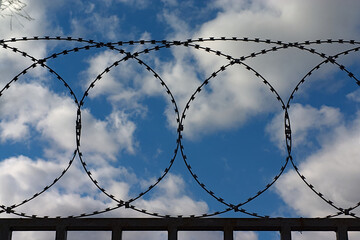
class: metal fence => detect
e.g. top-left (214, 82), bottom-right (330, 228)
top-left (1, 37), bottom-right (360, 240)
top-left (1, 218), bottom-right (360, 240)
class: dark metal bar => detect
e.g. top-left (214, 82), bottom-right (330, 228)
top-left (111, 228), bottom-right (122, 240)
top-left (168, 226), bottom-right (177, 240)
top-left (280, 226), bottom-right (291, 240)
top-left (223, 225), bottom-right (233, 240)
top-left (337, 226), bottom-right (348, 240)
top-left (0, 218), bottom-right (358, 239)
top-left (0, 226), bottom-right (11, 240)
top-left (0, 218), bottom-right (359, 230)
top-left (55, 226), bottom-right (67, 240)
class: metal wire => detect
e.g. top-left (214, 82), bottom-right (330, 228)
top-left (0, 37), bottom-right (359, 219)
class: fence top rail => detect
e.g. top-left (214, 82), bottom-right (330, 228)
top-left (1, 218), bottom-right (360, 232)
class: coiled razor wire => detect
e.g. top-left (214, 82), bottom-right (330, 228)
top-left (0, 37), bottom-right (359, 218)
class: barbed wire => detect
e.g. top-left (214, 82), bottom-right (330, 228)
top-left (0, 0), bottom-right (34, 30)
top-left (0, 36), bottom-right (359, 219)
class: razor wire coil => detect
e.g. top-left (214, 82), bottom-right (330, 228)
top-left (0, 36), bottom-right (359, 219)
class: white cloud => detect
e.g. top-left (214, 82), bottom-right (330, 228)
top-left (135, 174), bottom-right (209, 216)
top-left (71, 13), bottom-right (121, 41)
top-left (79, 48), bottom-right (180, 162)
top-left (234, 231), bottom-right (258, 240)
top-left (180, 66), bottom-right (280, 139)
top-left (81, 50), bottom-right (133, 99)
top-left (0, 78), bottom-right (206, 219)
top-left (208, 0), bottom-right (360, 40)
top-left (0, 155), bottom-right (62, 205)
top-left (0, 48), bottom-right (43, 88)
top-left (266, 104), bottom-right (343, 151)
top-left (0, 82), bottom-right (76, 150)
top-left (146, 0), bottom-right (360, 142)
top-left (0, 77), bottom-right (138, 215)
top-left (155, 48), bottom-right (204, 110)
top-left (275, 111), bottom-right (360, 217)
top-left (0, 154), bottom-right (209, 221)
top-left (347, 89), bottom-right (360, 103)
top-left (81, 49), bottom-right (162, 113)
top-left (0, 155), bottom-right (115, 221)
top-left (36, 99), bottom-right (78, 152)
top-left (80, 108), bottom-right (138, 162)
top-left (159, 9), bottom-right (192, 39)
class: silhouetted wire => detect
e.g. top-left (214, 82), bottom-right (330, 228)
top-left (0, 37), bottom-right (359, 218)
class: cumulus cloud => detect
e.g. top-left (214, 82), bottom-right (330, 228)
top-left (0, 81), bottom-right (78, 159)
top-left (0, 78), bottom-right (206, 219)
top-left (0, 154), bottom-right (209, 217)
top-left (81, 50), bottom-right (136, 100)
top-left (80, 108), bottom-right (138, 162)
top-left (74, 0), bottom-right (360, 142)
top-left (71, 13), bottom-right (121, 41)
top-left (135, 174), bottom-right (209, 216)
top-left (347, 88), bottom-right (360, 103)
top-left (275, 110), bottom-right (360, 217)
top-left (141, 3), bottom-right (360, 230)
top-left (266, 104), bottom-right (343, 151)
top-left (207, 0), bottom-right (360, 40)
top-left (147, 0), bottom-right (360, 141)
top-left (0, 155), bottom-right (66, 205)
top-left (0, 155), bottom-right (210, 240)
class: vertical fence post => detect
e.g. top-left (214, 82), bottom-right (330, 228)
top-left (224, 226), bottom-right (233, 240)
top-left (112, 228), bottom-right (122, 240)
top-left (0, 226), bottom-right (11, 240)
top-left (55, 226), bottom-right (67, 240)
top-left (280, 226), bottom-right (291, 240)
top-left (336, 226), bottom-right (348, 240)
top-left (168, 226), bottom-right (177, 240)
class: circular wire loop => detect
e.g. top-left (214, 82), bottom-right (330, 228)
top-left (77, 51), bottom-right (181, 208)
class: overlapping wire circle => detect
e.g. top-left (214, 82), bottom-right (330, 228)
top-left (0, 36), bottom-right (359, 218)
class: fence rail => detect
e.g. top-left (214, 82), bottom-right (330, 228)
top-left (1, 218), bottom-right (360, 240)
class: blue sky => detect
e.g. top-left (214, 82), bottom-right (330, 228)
top-left (1, 0), bottom-right (360, 239)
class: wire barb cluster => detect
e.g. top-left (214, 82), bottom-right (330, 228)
top-left (0, 36), bottom-right (359, 219)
